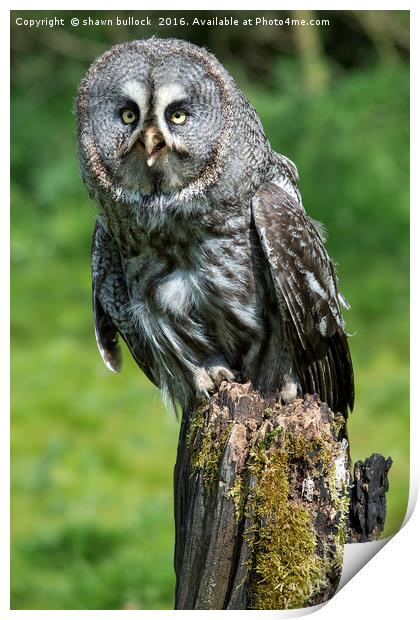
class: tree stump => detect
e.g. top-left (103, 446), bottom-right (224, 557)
top-left (173, 382), bottom-right (391, 610)
top-left (349, 454), bottom-right (393, 542)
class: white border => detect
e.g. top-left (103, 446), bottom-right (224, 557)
top-left (4, 2), bottom-right (417, 618)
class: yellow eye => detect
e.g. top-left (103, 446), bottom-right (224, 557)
top-left (121, 108), bottom-right (137, 124)
top-left (170, 109), bottom-right (187, 125)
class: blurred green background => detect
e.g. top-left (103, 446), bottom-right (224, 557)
top-left (11, 10), bottom-right (409, 610)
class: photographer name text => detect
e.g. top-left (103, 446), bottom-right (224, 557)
top-left (15, 15), bottom-right (330, 29)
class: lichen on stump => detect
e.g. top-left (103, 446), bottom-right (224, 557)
top-left (174, 382), bottom-right (352, 610)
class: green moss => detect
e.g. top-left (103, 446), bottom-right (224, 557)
top-left (262, 408), bottom-right (273, 419)
top-left (243, 431), bottom-right (347, 610)
top-left (226, 471), bottom-right (250, 523)
top-left (185, 402), bottom-right (208, 450)
top-left (244, 446), bottom-right (323, 609)
top-left (186, 407), bottom-right (349, 608)
top-left (186, 406), bottom-right (232, 493)
top-left (325, 462), bottom-right (351, 550)
top-left (260, 428), bottom-right (283, 450)
top-left (329, 413), bottom-right (346, 441)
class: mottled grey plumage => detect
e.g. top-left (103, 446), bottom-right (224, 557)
top-left (76, 37), bottom-right (354, 415)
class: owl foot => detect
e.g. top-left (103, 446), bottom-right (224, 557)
top-left (194, 365), bottom-right (236, 399)
top-left (208, 365), bottom-right (236, 387)
top-left (280, 381), bottom-right (298, 404)
top-left (194, 368), bottom-right (215, 399)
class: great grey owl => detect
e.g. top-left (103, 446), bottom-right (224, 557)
top-left (76, 38), bottom-right (354, 417)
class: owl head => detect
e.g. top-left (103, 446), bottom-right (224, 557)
top-left (77, 38), bottom-right (271, 207)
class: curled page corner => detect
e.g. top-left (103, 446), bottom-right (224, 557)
top-left (336, 470), bottom-right (417, 596)
top-left (337, 537), bottom-right (392, 592)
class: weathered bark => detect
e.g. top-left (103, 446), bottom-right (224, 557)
top-left (173, 382), bottom-right (391, 610)
top-left (349, 453), bottom-right (393, 542)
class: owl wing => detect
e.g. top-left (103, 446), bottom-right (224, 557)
top-left (92, 217), bottom-right (158, 387)
top-left (251, 181), bottom-right (354, 416)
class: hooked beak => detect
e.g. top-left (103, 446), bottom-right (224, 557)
top-left (138, 126), bottom-right (167, 167)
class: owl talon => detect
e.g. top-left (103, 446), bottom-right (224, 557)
top-left (208, 365), bottom-right (236, 387)
top-left (194, 368), bottom-right (215, 399)
top-left (280, 381), bottom-right (298, 404)
top-left (194, 365), bottom-right (236, 399)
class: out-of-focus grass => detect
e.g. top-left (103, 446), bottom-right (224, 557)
top-left (11, 201), bottom-right (179, 608)
top-left (11, 53), bottom-right (409, 609)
